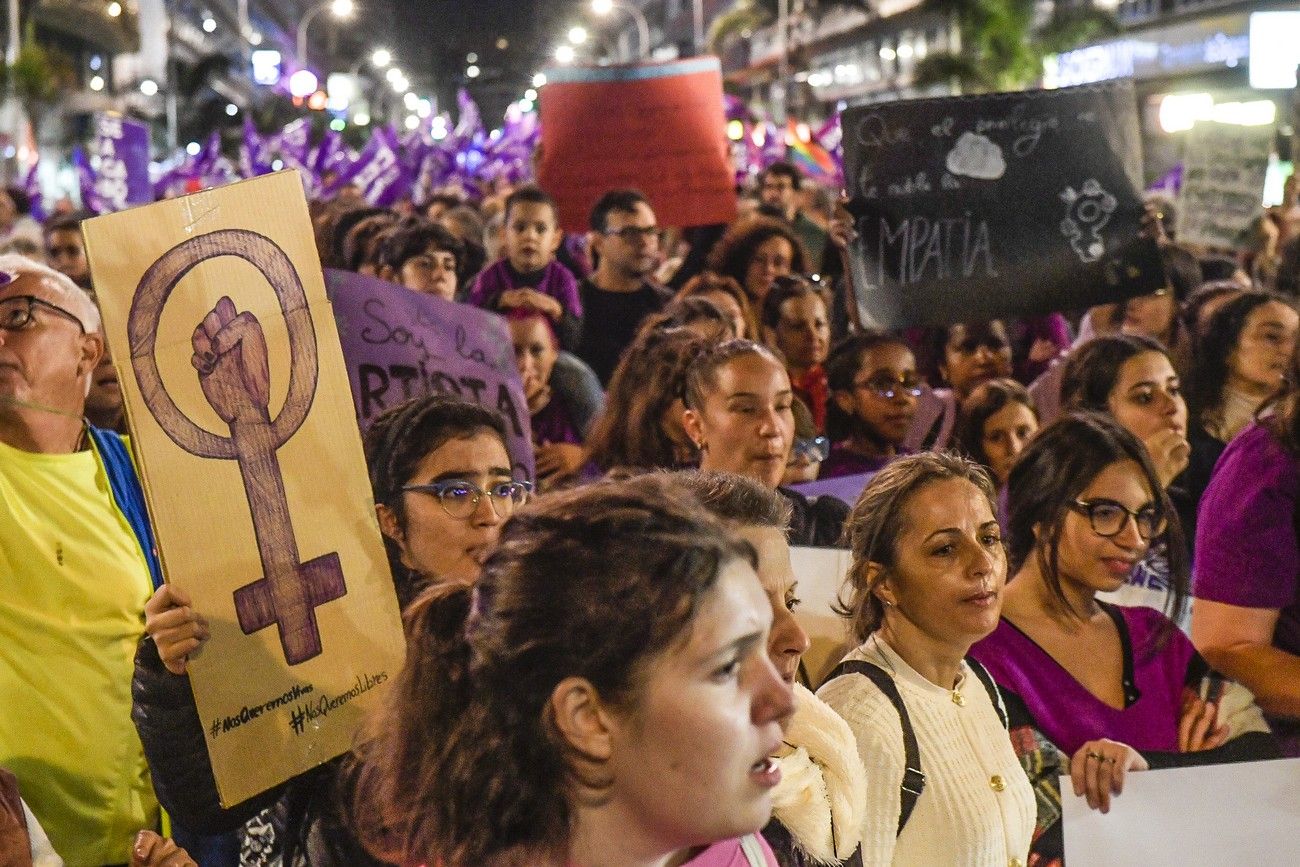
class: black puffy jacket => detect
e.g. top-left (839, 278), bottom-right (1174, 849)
top-left (131, 638), bottom-right (387, 867)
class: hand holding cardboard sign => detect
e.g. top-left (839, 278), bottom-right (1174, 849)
top-left (144, 584), bottom-right (210, 675)
top-left (191, 296), bottom-right (272, 424)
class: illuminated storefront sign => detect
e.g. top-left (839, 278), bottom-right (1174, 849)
top-left (1044, 14), bottom-right (1249, 87)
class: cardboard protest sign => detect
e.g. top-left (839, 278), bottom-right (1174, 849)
top-left (842, 82), bottom-right (1164, 328)
top-left (82, 172), bottom-right (405, 806)
top-left (326, 269), bottom-right (536, 480)
top-left (1177, 121), bottom-right (1272, 250)
top-left (89, 114), bottom-right (152, 211)
top-left (538, 57), bottom-right (736, 232)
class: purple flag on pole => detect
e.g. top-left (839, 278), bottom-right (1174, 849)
top-left (73, 147), bottom-right (105, 214)
top-left (240, 117), bottom-right (274, 177)
top-left (276, 118), bottom-right (312, 166)
top-left (330, 125), bottom-right (411, 207)
top-left (325, 268), bottom-right (535, 480)
top-left (23, 161), bottom-right (44, 222)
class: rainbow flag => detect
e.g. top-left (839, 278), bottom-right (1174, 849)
top-left (785, 119), bottom-right (838, 181)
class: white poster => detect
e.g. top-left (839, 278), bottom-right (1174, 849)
top-left (1062, 757), bottom-right (1300, 866)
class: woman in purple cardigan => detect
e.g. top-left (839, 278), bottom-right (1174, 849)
top-left (970, 413), bottom-right (1276, 865)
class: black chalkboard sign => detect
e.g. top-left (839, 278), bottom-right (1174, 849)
top-left (842, 82), bottom-right (1164, 329)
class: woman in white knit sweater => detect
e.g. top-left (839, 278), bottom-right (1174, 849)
top-left (817, 452), bottom-right (1035, 866)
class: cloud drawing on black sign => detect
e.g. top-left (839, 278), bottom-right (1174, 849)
top-left (945, 132), bottom-right (1006, 181)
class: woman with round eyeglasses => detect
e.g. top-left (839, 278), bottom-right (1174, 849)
top-left (819, 332), bottom-right (920, 481)
top-left (970, 413), bottom-right (1275, 865)
top-left (135, 396), bottom-right (526, 866)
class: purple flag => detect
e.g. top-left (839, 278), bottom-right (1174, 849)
top-left (330, 125), bottom-right (411, 207)
top-left (453, 88), bottom-right (482, 144)
top-left (240, 117), bottom-right (274, 177)
top-left (89, 114), bottom-right (152, 210)
top-left (276, 118), bottom-right (312, 166)
top-left (23, 161), bottom-right (44, 222)
top-left (325, 268), bottom-right (535, 480)
top-left (73, 147), bottom-right (105, 214)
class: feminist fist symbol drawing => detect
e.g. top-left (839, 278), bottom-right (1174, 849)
top-left (1059, 179), bottom-right (1117, 264)
top-left (129, 229), bottom-right (346, 666)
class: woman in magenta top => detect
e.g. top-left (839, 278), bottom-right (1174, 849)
top-left (970, 413), bottom-right (1275, 865)
top-left (1194, 376), bottom-right (1300, 754)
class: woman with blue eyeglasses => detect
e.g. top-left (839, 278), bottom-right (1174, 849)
top-left (969, 412), bottom-right (1276, 866)
top-left (134, 395), bottom-right (530, 866)
top-left (819, 332), bottom-right (920, 481)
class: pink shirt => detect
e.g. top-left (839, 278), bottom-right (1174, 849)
top-left (682, 835), bottom-right (777, 866)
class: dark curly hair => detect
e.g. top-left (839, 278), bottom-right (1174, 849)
top-left (377, 218), bottom-right (465, 275)
top-left (586, 328), bottom-right (715, 472)
top-left (349, 474), bottom-right (753, 866)
top-left (706, 216), bottom-right (810, 301)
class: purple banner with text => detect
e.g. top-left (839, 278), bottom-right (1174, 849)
top-left (326, 269), bottom-right (535, 480)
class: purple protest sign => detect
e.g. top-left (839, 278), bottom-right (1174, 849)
top-left (326, 269), bottom-right (535, 480)
top-left (90, 113), bottom-right (152, 210)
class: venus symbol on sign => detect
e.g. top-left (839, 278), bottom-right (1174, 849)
top-left (128, 229), bottom-right (346, 666)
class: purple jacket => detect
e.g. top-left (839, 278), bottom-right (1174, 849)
top-left (467, 258), bottom-right (583, 319)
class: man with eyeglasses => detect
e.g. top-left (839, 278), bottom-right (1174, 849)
top-left (0, 256), bottom-right (164, 864)
top-left (575, 189), bottom-right (672, 385)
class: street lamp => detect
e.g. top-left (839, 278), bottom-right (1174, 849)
top-left (568, 26), bottom-right (589, 45)
top-left (590, 0), bottom-right (651, 60)
top-left (555, 44), bottom-right (576, 64)
top-left (350, 47), bottom-right (393, 77)
top-left (297, 0), bottom-right (355, 67)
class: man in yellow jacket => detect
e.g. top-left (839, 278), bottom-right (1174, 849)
top-left (0, 255), bottom-right (159, 865)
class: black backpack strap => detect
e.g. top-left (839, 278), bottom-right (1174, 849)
top-left (965, 657), bottom-right (1009, 730)
top-left (827, 659), bottom-right (924, 836)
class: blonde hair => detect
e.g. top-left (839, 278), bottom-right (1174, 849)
top-left (837, 451), bottom-right (997, 643)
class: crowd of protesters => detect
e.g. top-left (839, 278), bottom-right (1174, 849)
top-left (2, 154), bottom-right (1300, 867)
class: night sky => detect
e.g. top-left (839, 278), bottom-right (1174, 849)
top-left (383, 0), bottom-right (586, 122)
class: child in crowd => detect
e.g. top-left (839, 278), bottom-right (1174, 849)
top-left (507, 310), bottom-right (588, 490)
top-left (819, 332), bottom-right (919, 480)
top-left (467, 185), bottom-right (584, 350)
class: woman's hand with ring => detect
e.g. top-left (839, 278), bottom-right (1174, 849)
top-left (1069, 738), bottom-right (1148, 813)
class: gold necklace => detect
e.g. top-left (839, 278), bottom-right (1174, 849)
top-left (871, 633), bottom-right (968, 706)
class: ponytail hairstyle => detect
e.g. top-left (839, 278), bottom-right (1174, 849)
top-left (836, 451), bottom-right (996, 643)
top-left (363, 395), bottom-right (510, 607)
top-left (683, 339), bottom-right (786, 412)
top-left (350, 474), bottom-right (754, 866)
